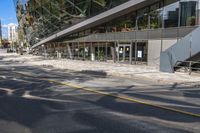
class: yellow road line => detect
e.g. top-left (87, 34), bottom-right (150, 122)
top-left (15, 71), bottom-right (200, 118)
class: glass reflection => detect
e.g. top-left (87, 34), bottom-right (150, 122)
top-left (163, 1), bottom-right (179, 28)
top-left (180, 0), bottom-right (197, 26)
top-left (137, 7), bottom-right (149, 30)
top-left (150, 3), bottom-right (163, 29)
top-left (14, 0), bottom-right (130, 45)
top-left (13, 0), bottom-right (200, 46)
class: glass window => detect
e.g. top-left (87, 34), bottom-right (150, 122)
top-left (150, 3), bottom-right (163, 29)
top-left (114, 15), bottom-right (134, 32)
top-left (137, 7), bottom-right (149, 30)
top-left (163, 1), bottom-right (179, 28)
top-left (180, 0), bottom-right (197, 26)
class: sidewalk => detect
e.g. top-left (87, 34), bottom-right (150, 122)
top-left (1, 51), bottom-right (200, 84)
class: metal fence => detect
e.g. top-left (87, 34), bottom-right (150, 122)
top-left (174, 61), bottom-right (200, 75)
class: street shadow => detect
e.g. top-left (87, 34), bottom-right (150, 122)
top-left (0, 96), bottom-right (65, 127)
top-left (0, 65), bottom-right (108, 84)
top-left (73, 108), bottom-right (192, 133)
top-left (77, 93), bottom-right (200, 123)
top-left (170, 82), bottom-right (200, 99)
top-left (75, 70), bottom-right (107, 78)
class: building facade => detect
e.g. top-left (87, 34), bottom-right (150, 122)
top-left (0, 19), bottom-right (2, 46)
top-left (14, 0), bottom-right (200, 72)
top-left (8, 23), bottom-right (18, 43)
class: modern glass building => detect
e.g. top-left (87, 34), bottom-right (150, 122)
top-left (14, 0), bottom-right (200, 72)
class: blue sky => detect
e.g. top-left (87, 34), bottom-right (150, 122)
top-left (0, 0), bottom-right (18, 38)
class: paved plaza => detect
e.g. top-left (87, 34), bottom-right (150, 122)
top-left (1, 51), bottom-right (200, 84)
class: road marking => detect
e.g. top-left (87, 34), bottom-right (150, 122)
top-left (0, 76), bottom-right (7, 79)
top-left (0, 87), bottom-right (78, 103)
top-left (22, 91), bottom-right (79, 103)
top-left (0, 88), bottom-right (15, 96)
top-left (15, 71), bottom-right (200, 118)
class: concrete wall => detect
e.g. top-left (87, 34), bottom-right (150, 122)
top-left (148, 39), bottom-right (177, 67)
top-left (162, 39), bottom-right (178, 52)
top-left (148, 40), bottom-right (161, 67)
top-left (160, 27), bottom-right (200, 72)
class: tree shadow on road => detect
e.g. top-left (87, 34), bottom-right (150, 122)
top-left (74, 89), bottom-right (200, 123)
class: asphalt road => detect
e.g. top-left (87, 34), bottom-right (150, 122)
top-left (0, 57), bottom-right (200, 133)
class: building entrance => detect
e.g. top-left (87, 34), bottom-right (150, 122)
top-left (118, 44), bottom-right (131, 63)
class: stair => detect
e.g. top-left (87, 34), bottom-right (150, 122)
top-left (160, 26), bottom-right (200, 73)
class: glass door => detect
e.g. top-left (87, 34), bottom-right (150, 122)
top-left (119, 46), bottom-right (124, 62)
top-left (118, 45), bottom-right (131, 63)
top-left (124, 45), bottom-right (131, 62)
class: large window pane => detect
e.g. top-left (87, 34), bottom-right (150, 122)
top-left (163, 1), bottom-right (179, 28)
top-left (137, 7), bottom-right (149, 30)
top-left (150, 3), bottom-right (163, 29)
top-left (180, 0), bottom-right (197, 26)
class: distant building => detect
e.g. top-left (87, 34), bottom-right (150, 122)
top-left (0, 19), bottom-right (2, 45)
top-left (8, 23), bottom-right (18, 43)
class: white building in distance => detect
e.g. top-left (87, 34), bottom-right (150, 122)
top-left (0, 19), bottom-right (2, 45)
top-left (8, 23), bottom-right (18, 43)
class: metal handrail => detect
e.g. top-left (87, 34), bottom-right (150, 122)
top-left (174, 61), bottom-right (200, 75)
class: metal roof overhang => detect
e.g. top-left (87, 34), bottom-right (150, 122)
top-left (32, 0), bottom-right (160, 48)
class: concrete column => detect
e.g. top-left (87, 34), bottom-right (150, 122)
top-left (106, 42), bottom-right (108, 61)
top-left (65, 43), bottom-right (68, 58)
top-left (44, 44), bottom-right (47, 59)
top-left (111, 46), bottom-right (115, 63)
top-left (56, 43), bottom-right (59, 59)
top-left (135, 41), bottom-right (137, 64)
top-left (40, 46), bottom-right (43, 56)
top-left (97, 42), bottom-right (100, 61)
top-left (117, 41), bottom-right (119, 62)
top-left (50, 43), bottom-right (54, 57)
top-left (78, 42), bottom-right (79, 59)
top-left (60, 43), bottom-right (62, 59)
top-left (84, 42), bottom-right (86, 60)
top-left (130, 41), bottom-right (133, 64)
top-left (54, 43), bottom-right (56, 58)
top-left (91, 43), bottom-right (95, 61)
top-left (67, 43), bottom-right (73, 59)
top-left (111, 42), bottom-right (117, 63)
top-left (148, 40), bottom-right (161, 66)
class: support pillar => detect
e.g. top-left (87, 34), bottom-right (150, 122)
top-left (54, 43), bottom-right (56, 58)
top-left (67, 43), bottom-right (73, 59)
top-left (58, 43), bottom-right (62, 59)
top-left (98, 42), bottom-right (100, 61)
top-left (111, 42), bottom-right (117, 63)
top-left (91, 42), bottom-right (95, 61)
top-left (84, 42), bottom-right (86, 60)
top-left (106, 42), bottom-right (108, 61)
top-left (44, 44), bottom-right (47, 59)
top-left (130, 41), bottom-right (133, 64)
top-left (78, 42), bottom-right (79, 59)
top-left (117, 41), bottom-right (119, 62)
top-left (56, 43), bottom-right (59, 59)
top-left (135, 40), bottom-right (137, 64)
